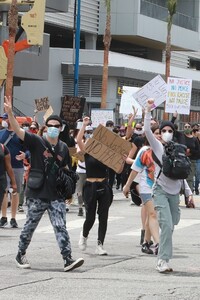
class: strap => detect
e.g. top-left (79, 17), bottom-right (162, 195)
top-left (78, 164), bottom-right (86, 170)
top-left (152, 151), bottom-right (162, 180)
top-left (4, 132), bottom-right (15, 146)
top-left (41, 137), bottom-right (62, 167)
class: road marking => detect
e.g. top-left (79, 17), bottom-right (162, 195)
top-left (35, 216), bottom-right (123, 233)
top-left (117, 219), bottom-right (200, 236)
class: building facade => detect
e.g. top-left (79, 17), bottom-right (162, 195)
top-left (2, 0), bottom-right (200, 125)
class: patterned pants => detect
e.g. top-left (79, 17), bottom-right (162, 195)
top-left (18, 198), bottom-right (71, 259)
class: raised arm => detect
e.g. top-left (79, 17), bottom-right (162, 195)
top-left (144, 99), bottom-right (163, 161)
top-left (4, 96), bottom-right (25, 141)
top-left (76, 117), bottom-right (90, 151)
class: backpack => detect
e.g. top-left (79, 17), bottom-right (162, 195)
top-left (153, 141), bottom-right (191, 180)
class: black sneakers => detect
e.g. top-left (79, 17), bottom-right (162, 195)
top-left (141, 242), bottom-right (154, 255)
top-left (16, 252), bottom-right (31, 269)
top-left (78, 207), bottom-right (83, 216)
top-left (0, 217), bottom-right (8, 227)
top-left (64, 255), bottom-right (84, 272)
top-left (10, 218), bottom-right (18, 228)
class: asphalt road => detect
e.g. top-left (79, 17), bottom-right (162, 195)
top-left (1, 190), bottom-right (200, 300)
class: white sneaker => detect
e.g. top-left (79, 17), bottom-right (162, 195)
top-left (78, 232), bottom-right (87, 251)
top-left (95, 243), bottom-right (107, 256)
top-left (156, 259), bottom-right (173, 273)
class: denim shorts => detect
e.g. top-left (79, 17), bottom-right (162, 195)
top-left (140, 193), bottom-right (152, 204)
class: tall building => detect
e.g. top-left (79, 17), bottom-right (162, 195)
top-left (1, 0), bottom-right (200, 124)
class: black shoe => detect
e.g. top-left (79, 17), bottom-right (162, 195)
top-left (154, 243), bottom-right (159, 255)
top-left (116, 185), bottom-right (120, 190)
top-left (18, 206), bottom-right (24, 213)
top-left (141, 242), bottom-right (154, 255)
top-left (10, 218), bottom-right (18, 228)
top-left (140, 229), bottom-right (145, 245)
top-left (195, 190), bottom-right (199, 195)
top-left (15, 252), bottom-right (31, 269)
top-left (78, 207), bottom-right (83, 216)
top-left (64, 255), bottom-right (84, 272)
top-left (0, 217), bottom-right (8, 228)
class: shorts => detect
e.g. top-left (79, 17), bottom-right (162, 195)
top-left (140, 193), bottom-right (152, 205)
top-left (6, 168), bottom-right (24, 193)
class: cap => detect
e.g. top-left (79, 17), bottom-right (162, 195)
top-left (85, 125), bottom-right (93, 131)
top-left (45, 115), bottom-right (63, 127)
top-left (106, 120), bottom-right (114, 127)
top-left (2, 113), bottom-right (8, 119)
top-left (159, 121), bottom-right (175, 132)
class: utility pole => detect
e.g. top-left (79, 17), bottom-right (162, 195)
top-left (5, 0), bottom-right (18, 104)
top-left (74, 0), bottom-right (81, 97)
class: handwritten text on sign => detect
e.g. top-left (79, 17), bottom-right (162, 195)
top-left (35, 97), bottom-right (50, 112)
top-left (85, 125), bottom-right (131, 173)
top-left (132, 75), bottom-right (167, 110)
top-left (165, 77), bottom-right (192, 115)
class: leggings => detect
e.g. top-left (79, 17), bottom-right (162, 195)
top-left (82, 180), bottom-right (113, 244)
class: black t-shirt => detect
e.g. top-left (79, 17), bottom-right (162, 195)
top-left (0, 144), bottom-right (9, 178)
top-left (84, 153), bottom-right (108, 178)
top-left (24, 132), bottom-right (70, 200)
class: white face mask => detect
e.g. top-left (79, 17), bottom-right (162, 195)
top-left (161, 131), bottom-right (173, 143)
top-left (2, 120), bottom-right (8, 128)
top-left (135, 129), bottom-right (144, 135)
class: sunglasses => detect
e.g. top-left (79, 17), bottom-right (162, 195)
top-left (184, 126), bottom-right (191, 129)
top-left (135, 127), bottom-right (142, 130)
top-left (46, 124), bottom-right (61, 128)
top-left (161, 129), bottom-right (173, 133)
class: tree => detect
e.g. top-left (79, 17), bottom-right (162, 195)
top-left (5, 0), bottom-right (18, 104)
top-left (163, 0), bottom-right (177, 120)
top-left (101, 0), bottom-right (111, 109)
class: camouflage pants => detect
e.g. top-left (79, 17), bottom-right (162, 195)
top-left (18, 198), bottom-right (71, 259)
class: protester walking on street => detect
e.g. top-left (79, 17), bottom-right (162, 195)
top-left (144, 99), bottom-right (193, 273)
top-left (4, 96), bottom-right (84, 272)
top-left (77, 117), bottom-right (113, 255)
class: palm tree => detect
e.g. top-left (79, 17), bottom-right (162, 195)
top-left (101, 0), bottom-right (111, 109)
top-left (164, 0), bottom-right (177, 120)
top-left (5, 0), bottom-right (18, 104)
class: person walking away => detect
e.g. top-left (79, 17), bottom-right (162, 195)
top-left (4, 95), bottom-right (84, 272)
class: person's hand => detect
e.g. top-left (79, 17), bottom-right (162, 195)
top-left (132, 105), bottom-right (138, 117)
top-left (15, 151), bottom-right (26, 161)
top-left (188, 195), bottom-right (195, 208)
top-left (173, 111), bottom-right (178, 118)
top-left (123, 184), bottom-right (130, 198)
top-left (82, 116), bottom-right (90, 126)
top-left (10, 183), bottom-right (17, 195)
top-left (66, 198), bottom-right (73, 205)
top-left (4, 96), bottom-right (12, 114)
top-left (145, 98), bottom-right (154, 112)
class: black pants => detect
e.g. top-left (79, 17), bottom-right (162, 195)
top-left (82, 180), bottom-right (113, 244)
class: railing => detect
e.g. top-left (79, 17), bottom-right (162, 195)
top-left (140, 0), bottom-right (198, 32)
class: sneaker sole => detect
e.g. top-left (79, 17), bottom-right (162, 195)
top-left (156, 267), bottom-right (173, 273)
top-left (64, 258), bottom-right (84, 272)
top-left (15, 259), bottom-right (31, 269)
top-left (0, 222), bottom-right (8, 228)
top-left (95, 251), bottom-right (108, 256)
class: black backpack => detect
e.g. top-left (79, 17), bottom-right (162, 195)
top-left (153, 141), bottom-right (191, 180)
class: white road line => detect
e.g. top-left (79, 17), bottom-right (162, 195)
top-left (117, 219), bottom-right (200, 236)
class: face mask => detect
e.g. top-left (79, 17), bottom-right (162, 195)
top-left (30, 128), bottom-right (37, 134)
top-left (84, 133), bottom-right (91, 139)
top-left (2, 120), bottom-right (8, 128)
top-left (135, 129), bottom-right (144, 135)
top-left (23, 126), bottom-right (29, 131)
top-left (184, 129), bottom-right (191, 135)
top-left (42, 132), bottom-right (47, 138)
top-left (161, 131), bottom-right (173, 143)
top-left (47, 127), bottom-right (60, 138)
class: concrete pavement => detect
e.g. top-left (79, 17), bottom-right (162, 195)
top-left (1, 190), bottom-right (200, 300)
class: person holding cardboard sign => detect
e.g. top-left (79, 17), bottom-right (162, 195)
top-left (77, 117), bottom-right (113, 256)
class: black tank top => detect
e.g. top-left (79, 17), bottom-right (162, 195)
top-left (84, 153), bottom-right (108, 178)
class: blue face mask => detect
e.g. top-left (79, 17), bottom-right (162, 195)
top-left (47, 127), bottom-right (60, 138)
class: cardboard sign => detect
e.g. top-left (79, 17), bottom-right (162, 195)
top-left (85, 125), bottom-right (132, 173)
top-left (35, 96), bottom-right (50, 112)
top-left (43, 105), bottom-right (53, 121)
top-left (132, 75), bottom-right (167, 110)
top-left (119, 86), bottom-right (142, 118)
top-left (165, 77), bottom-right (192, 115)
top-left (60, 96), bottom-right (85, 129)
top-left (91, 109), bottom-right (114, 128)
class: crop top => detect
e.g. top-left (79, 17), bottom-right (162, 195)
top-left (84, 153), bottom-right (108, 178)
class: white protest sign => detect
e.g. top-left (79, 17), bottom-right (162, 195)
top-left (91, 109), bottom-right (114, 128)
top-left (119, 86), bottom-right (142, 119)
top-left (165, 77), bottom-right (192, 115)
top-left (132, 75), bottom-right (167, 110)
